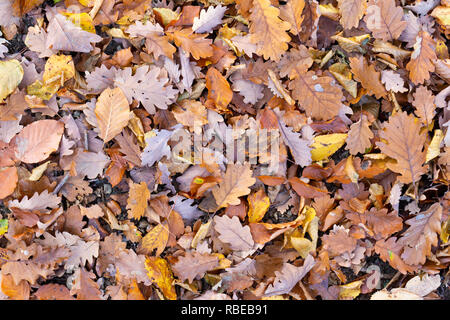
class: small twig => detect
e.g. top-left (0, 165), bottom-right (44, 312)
top-left (84, 130), bottom-right (89, 151)
top-left (53, 173), bottom-right (70, 194)
top-left (384, 271), bottom-right (401, 290)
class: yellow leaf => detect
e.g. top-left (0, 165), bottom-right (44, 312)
top-left (212, 253), bottom-right (232, 270)
top-left (0, 60), bottom-right (24, 102)
top-left (339, 280), bottom-right (363, 299)
top-left (28, 161), bottom-right (51, 181)
top-left (345, 156), bottom-right (359, 183)
top-left (42, 55), bottom-right (76, 84)
top-left (145, 257), bottom-right (177, 300)
top-left (139, 223), bottom-right (169, 256)
top-left (62, 12), bottom-right (96, 33)
top-left (191, 220), bottom-right (212, 249)
top-left (431, 6), bottom-right (450, 29)
top-left (329, 62), bottom-right (357, 98)
top-left (441, 217), bottom-right (450, 243)
top-left (248, 189), bottom-right (270, 223)
top-left (330, 32), bottom-right (370, 53)
top-left (290, 236), bottom-right (314, 258)
top-left (126, 181), bottom-right (150, 220)
top-left (310, 133), bottom-right (348, 161)
top-left (426, 129), bottom-right (444, 163)
top-left (27, 55), bottom-right (75, 100)
top-left (0, 219), bottom-right (8, 236)
top-left (153, 8), bottom-right (180, 26)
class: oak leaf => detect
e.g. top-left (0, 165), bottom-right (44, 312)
top-left (74, 150), bottom-right (110, 179)
top-left (1, 274), bottom-right (30, 300)
top-left (8, 190), bottom-right (60, 212)
top-left (338, 0), bottom-right (367, 29)
top-left (214, 215), bottom-right (255, 251)
top-left (406, 31), bottom-right (437, 85)
top-left (70, 268), bottom-right (102, 300)
top-left (138, 223), bottom-right (169, 256)
top-left (46, 14), bottom-right (102, 53)
top-left (277, 118), bottom-right (312, 167)
top-left (127, 181), bottom-right (150, 220)
top-left (192, 5), bottom-right (227, 34)
top-left (289, 71), bottom-right (343, 121)
top-left (363, 0), bottom-right (406, 41)
top-left (264, 254), bottom-right (315, 296)
top-left (376, 111), bottom-right (427, 184)
top-left (114, 65), bottom-right (177, 115)
top-left (12, 0), bottom-right (44, 16)
top-left (399, 203), bottom-right (442, 265)
top-left (346, 115), bottom-right (373, 155)
top-left (279, 0), bottom-right (305, 36)
top-left (381, 70), bottom-right (408, 93)
top-left (349, 56), bottom-right (387, 99)
top-left (1, 261), bottom-right (51, 285)
top-left (172, 251), bottom-right (220, 283)
top-left (249, 0), bottom-right (291, 62)
top-left (114, 129), bottom-right (142, 167)
top-left (412, 85), bottom-right (436, 128)
top-left (212, 163), bottom-right (256, 209)
top-left (374, 237), bottom-right (416, 274)
top-left (166, 27), bottom-right (213, 60)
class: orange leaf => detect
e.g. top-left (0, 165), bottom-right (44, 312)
top-left (145, 257), bottom-right (177, 300)
top-left (0, 166), bottom-right (17, 199)
top-left (138, 223), bottom-right (169, 256)
top-left (247, 189), bottom-right (270, 223)
top-left (206, 67), bottom-right (233, 113)
top-left (127, 181), bottom-right (150, 220)
top-left (13, 119), bottom-right (64, 164)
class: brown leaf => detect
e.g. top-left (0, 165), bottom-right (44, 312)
top-left (172, 251), bottom-right (220, 283)
top-left (70, 268), bottom-right (102, 300)
top-left (13, 119), bottom-right (64, 164)
top-left (279, 0), bottom-right (305, 36)
top-left (412, 86), bottom-right (436, 127)
top-left (206, 67), bottom-right (233, 113)
top-left (346, 115), bottom-right (374, 155)
top-left (363, 0), bottom-right (406, 41)
top-left (376, 111), bottom-right (427, 184)
top-left (34, 283), bottom-right (74, 300)
top-left (398, 203), bottom-right (442, 266)
top-left (349, 56), bottom-right (387, 99)
top-left (406, 31), bottom-right (437, 85)
top-left (289, 177), bottom-right (328, 198)
top-left (338, 0), bottom-right (367, 29)
top-left (166, 27), bottom-right (213, 60)
top-left (1, 274), bottom-right (30, 300)
top-left (0, 166), bottom-right (17, 200)
top-left (212, 163), bottom-right (256, 209)
top-left (126, 181), bottom-right (150, 220)
top-left (95, 87), bottom-right (130, 143)
top-left (249, 0), bottom-right (291, 62)
top-left (289, 71), bottom-right (343, 121)
top-left (138, 223), bottom-right (169, 256)
top-left (214, 215), bottom-right (255, 251)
